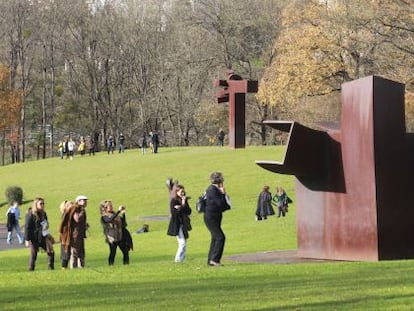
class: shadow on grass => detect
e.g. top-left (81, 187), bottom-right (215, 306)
top-left (0, 199), bottom-right (34, 209)
top-left (1, 267), bottom-right (414, 310)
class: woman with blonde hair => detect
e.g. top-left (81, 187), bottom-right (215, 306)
top-left (101, 201), bottom-right (131, 265)
top-left (58, 200), bottom-right (76, 269)
top-left (273, 187), bottom-right (292, 217)
top-left (24, 197), bottom-right (55, 270)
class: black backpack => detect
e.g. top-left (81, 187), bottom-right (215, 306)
top-left (196, 192), bottom-right (207, 213)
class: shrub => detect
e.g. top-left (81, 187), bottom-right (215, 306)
top-left (5, 186), bottom-right (23, 205)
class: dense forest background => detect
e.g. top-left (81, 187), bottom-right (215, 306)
top-left (0, 0), bottom-right (413, 165)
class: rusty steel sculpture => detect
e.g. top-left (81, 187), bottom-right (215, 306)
top-left (257, 75), bottom-right (414, 261)
top-left (214, 71), bottom-right (258, 148)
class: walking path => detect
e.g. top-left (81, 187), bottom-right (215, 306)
top-left (226, 250), bottom-right (333, 264)
top-left (0, 223), bottom-right (25, 251)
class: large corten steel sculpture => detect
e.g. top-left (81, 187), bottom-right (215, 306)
top-left (257, 75), bottom-right (414, 261)
top-left (214, 71), bottom-right (258, 148)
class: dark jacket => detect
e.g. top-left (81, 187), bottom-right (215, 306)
top-left (256, 191), bottom-right (275, 218)
top-left (101, 210), bottom-right (123, 244)
top-left (101, 211), bottom-right (133, 250)
top-left (167, 197), bottom-right (192, 239)
top-left (205, 184), bottom-right (230, 217)
top-left (25, 209), bottom-right (48, 248)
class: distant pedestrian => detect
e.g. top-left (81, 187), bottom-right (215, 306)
top-left (255, 185), bottom-right (275, 221)
top-left (63, 137), bottom-right (69, 158)
top-left (217, 128), bottom-right (225, 147)
top-left (57, 141), bottom-right (64, 159)
top-left (107, 135), bottom-right (115, 154)
top-left (151, 131), bottom-right (159, 153)
top-left (141, 133), bottom-right (148, 155)
top-left (85, 135), bottom-right (95, 156)
top-left (6, 201), bottom-right (24, 245)
top-left (118, 133), bottom-right (125, 153)
top-left (273, 187), bottom-right (292, 217)
top-left (67, 137), bottom-right (76, 160)
top-left (78, 136), bottom-right (86, 156)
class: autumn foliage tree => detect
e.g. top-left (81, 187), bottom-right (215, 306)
top-left (258, 0), bottom-right (414, 130)
top-left (0, 64), bottom-right (21, 165)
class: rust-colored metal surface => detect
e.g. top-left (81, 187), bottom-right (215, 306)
top-left (257, 76), bottom-right (414, 261)
top-left (214, 71), bottom-right (258, 148)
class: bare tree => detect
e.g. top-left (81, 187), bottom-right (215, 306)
top-left (0, 0), bottom-right (39, 162)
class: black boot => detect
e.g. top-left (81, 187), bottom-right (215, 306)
top-left (48, 252), bottom-right (55, 270)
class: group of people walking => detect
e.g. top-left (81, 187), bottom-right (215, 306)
top-left (21, 196), bottom-right (89, 271)
top-left (255, 185), bottom-right (292, 221)
top-left (6, 194), bottom-right (133, 271)
top-left (58, 136), bottom-right (96, 159)
top-left (5, 174), bottom-right (292, 271)
top-left (57, 131), bottom-right (162, 158)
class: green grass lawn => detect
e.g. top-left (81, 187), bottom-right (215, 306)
top-left (0, 146), bottom-right (414, 310)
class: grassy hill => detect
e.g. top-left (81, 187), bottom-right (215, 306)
top-left (0, 146), bottom-right (413, 310)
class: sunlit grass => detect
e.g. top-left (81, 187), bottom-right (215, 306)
top-left (0, 146), bottom-right (413, 310)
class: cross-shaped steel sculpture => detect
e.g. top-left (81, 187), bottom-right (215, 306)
top-left (214, 70), bottom-right (258, 148)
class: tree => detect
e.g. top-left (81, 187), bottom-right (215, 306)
top-left (190, 0), bottom-right (283, 145)
top-left (0, 64), bottom-right (21, 165)
top-left (258, 0), bottom-right (414, 129)
top-left (0, 0), bottom-right (39, 162)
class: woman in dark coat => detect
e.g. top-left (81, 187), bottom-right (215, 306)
top-left (167, 184), bottom-right (192, 263)
top-left (255, 185), bottom-right (275, 220)
top-left (204, 172), bottom-right (231, 267)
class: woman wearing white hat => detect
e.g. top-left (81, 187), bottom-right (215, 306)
top-left (71, 195), bottom-right (88, 268)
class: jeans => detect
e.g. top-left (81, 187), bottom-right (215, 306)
top-left (7, 222), bottom-right (24, 244)
top-left (175, 225), bottom-right (187, 262)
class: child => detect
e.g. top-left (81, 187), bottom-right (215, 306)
top-left (6, 201), bottom-right (24, 245)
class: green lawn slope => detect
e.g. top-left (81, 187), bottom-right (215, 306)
top-left (0, 146), bottom-right (413, 310)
